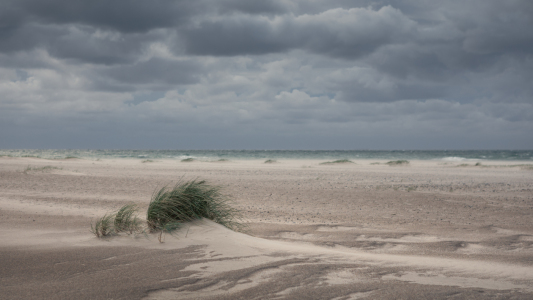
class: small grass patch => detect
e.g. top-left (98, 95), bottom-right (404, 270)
top-left (456, 163), bottom-right (533, 170)
top-left (91, 214), bottom-right (116, 238)
top-left (264, 159), bottom-right (277, 164)
top-left (21, 155), bottom-right (40, 158)
top-left (65, 156), bottom-right (78, 159)
top-left (217, 159), bottom-right (229, 162)
top-left (142, 159), bottom-right (154, 163)
top-left (23, 165), bottom-right (61, 173)
top-left (114, 204), bottom-right (144, 235)
top-left (320, 159), bottom-right (354, 165)
top-left (90, 204), bottom-right (144, 238)
top-left (181, 158), bottom-right (195, 162)
top-left (370, 162), bottom-right (381, 165)
top-left (519, 165), bottom-right (533, 170)
top-left (386, 160), bottom-right (409, 166)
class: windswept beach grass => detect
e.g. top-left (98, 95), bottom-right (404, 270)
top-left (91, 179), bottom-right (243, 242)
top-left (114, 204), bottom-right (144, 235)
top-left (23, 165), bottom-right (61, 173)
top-left (181, 158), bottom-right (195, 162)
top-left (147, 180), bottom-right (242, 232)
top-left (386, 160), bottom-right (410, 166)
top-left (456, 163), bottom-right (533, 170)
top-left (320, 159), bottom-right (354, 165)
top-left (90, 213), bottom-right (116, 238)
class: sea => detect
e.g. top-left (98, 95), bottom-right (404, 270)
top-left (0, 149), bottom-right (531, 162)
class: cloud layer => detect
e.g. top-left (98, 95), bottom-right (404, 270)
top-left (1, 0), bottom-right (532, 149)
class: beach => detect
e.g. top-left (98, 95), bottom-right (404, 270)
top-left (1, 156), bottom-right (532, 299)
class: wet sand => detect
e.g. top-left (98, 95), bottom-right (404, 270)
top-left (1, 157), bottom-right (532, 299)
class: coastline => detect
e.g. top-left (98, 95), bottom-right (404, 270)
top-left (1, 156), bottom-right (532, 299)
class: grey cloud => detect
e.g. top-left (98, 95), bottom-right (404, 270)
top-left (216, 0), bottom-right (291, 15)
top-left (0, 22), bottom-right (167, 65)
top-left (102, 57), bottom-right (204, 87)
top-left (180, 6), bottom-right (415, 58)
top-left (17, 0), bottom-right (196, 33)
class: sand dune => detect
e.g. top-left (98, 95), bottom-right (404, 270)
top-left (1, 157), bottom-right (532, 299)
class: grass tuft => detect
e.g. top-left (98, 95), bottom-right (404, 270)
top-left (114, 204), bottom-right (144, 235)
top-left (23, 165), bottom-right (61, 174)
top-left (146, 180), bottom-right (242, 236)
top-left (320, 159), bottom-right (354, 165)
top-left (91, 214), bottom-right (116, 238)
top-left (386, 160), bottom-right (409, 166)
top-left (264, 159), bottom-right (277, 164)
top-left (181, 158), bottom-right (195, 162)
top-left (142, 159), bottom-right (154, 163)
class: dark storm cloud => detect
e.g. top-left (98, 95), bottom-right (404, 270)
top-left (216, 0), bottom-right (291, 15)
top-left (179, 6), bottom-right (416, 58)
top-left (1, 0), bottom-right (532, 149)
top-left (14, 0), bottom-right (196, 33)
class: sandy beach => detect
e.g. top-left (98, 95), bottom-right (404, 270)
top-left (1, 157), bottom-right (532, 299)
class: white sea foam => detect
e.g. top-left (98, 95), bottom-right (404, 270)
top-left (440, 156), bottom-right (484, 162)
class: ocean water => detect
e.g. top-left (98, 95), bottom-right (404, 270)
top-left (0, 149), bottom-right (531, 161)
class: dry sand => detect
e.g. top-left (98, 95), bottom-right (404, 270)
top-left (1, 157), bottom-right (532, 299)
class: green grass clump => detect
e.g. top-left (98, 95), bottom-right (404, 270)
top-left (114, 204), bottom-right (144, 235)
top-left (181, 158), bottom-right (195, 162)
top-left (91, 214), bottom-right (116, 238)
top-left (146, 180), bottom-right (242, 236)
top-left (320, 159), bottom-right (354, 165)
top-left (475, 162), bottom-right (482, 166)
top-left (370, 162), bottom-right (381, 165)
top-left (91, 179), bottom-right (243, 242)
top-left (217, 159), bottom-right (229, 162)
top-left (91, 204), bottom-right (144, 238)
top-left (142, 159), bottom-right (154, 163)
top-left (457, 163), bottom-right (470, 167)
top-left (65, 156), bottom-right (78, 159)
top-left (23, 165), bottom-right (61, 173)
top-left (264, 159), bottom-right (277, 164)
top-left (386, 160), bottom-right (409, 166)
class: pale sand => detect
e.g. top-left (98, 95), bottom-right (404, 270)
top-left (1, 157), bottom-right (532, 299)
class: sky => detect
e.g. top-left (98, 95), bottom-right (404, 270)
top-left (1, 0), bottom-right (532, 150)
